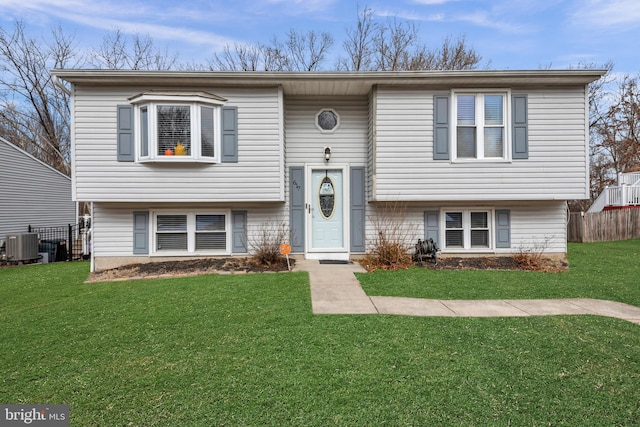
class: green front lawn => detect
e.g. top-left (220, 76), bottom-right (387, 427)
top-left (358, 239), bottom-right (640, 306)
top-left (1, 242), bottom-right (639, 426)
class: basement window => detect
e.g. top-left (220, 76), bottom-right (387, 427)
top-left (154, 211), bottom-right (229, 254)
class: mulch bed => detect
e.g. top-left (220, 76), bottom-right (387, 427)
top-left (420, 256), bottom-right (527, 270)
top-left (86, 254), bottom-right (567, 283)
top-left (87, 257), bottom-right (294, 283)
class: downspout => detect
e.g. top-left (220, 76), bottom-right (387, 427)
top-left (52, 74), bottom-right (72, 96)
top-left (90, 202), bottom-right (95, 273)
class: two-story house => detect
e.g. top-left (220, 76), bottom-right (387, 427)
top-left (52, 69), bottom-right (604, 272)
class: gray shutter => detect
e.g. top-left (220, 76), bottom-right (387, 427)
top-left (350, 167), bottom-right (366, 252)
top-left (495, 209), bottom-right (511, 248)
top-left (133, 211), bottom-right (149, 254)
top-left (433, 96), bottom-right (450, 160)
top-left (512, 94), bottom-right (528, 159)
top-left (221, 106), bottom-right (238, 163)
top-left (424, 211), bottom-right (440, 245)
top-left (289, 167), bottom-right (305, 252)
top-left (117, 105), bottom-right (135, 162)
top-left (231, 210), bottom-right (248, 253)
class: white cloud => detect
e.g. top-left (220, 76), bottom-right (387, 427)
top-left (262, 0), bottom-right (337, 14)
top-left (379, 7), bottom-right (529, 34)
top-left (456, 11), bottom-right (528, 33)
top-left (0, 0), bottom-right (239, 51)
top-left (70, 14), bottom-right (234, 50)
top-left (411, 0), bottom-right (459, 4)
top-left (572, 0), bottom-right (640, 29)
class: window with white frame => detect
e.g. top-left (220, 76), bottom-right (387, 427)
top-left (130, 91), bottom-right (225, 162)
top-left (453, 92), bottom-right (508, 160)
top-left (444, 210), bottom-right (491, 250)
top-left (154, 212), bottom-right (229, 253)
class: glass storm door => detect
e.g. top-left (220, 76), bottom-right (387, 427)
top-left (310, 169), bottom-right (344, 251)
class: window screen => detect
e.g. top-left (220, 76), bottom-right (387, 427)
top-left (195, 214), bottom-right (226, 250)
top-left (484, 95), bottom-right (504, 158)
top-left (456, 95), bottom-right (476, 158)
top-left (470, 212), bottom-right (489, 248)
top-left (157, 105), bottom-right (191, 156)
top-left (140, 106), bottom-right (149, 157)
top-left (201, 106), bottom-right (215, 157)
top-left (445, 212), bottom-right (464, 248)
top-left (156, 214), bottom-right (188, 251)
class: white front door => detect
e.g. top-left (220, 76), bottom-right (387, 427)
top-left (308, 167), bottom-right (347, 257)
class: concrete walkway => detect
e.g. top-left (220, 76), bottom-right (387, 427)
top-left (293, 259), bottom-right (640, 325)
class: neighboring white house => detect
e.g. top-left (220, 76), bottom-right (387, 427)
top-left (0, 137), bottom-right (76, 239)
top-left (587, 171), bottom-right (640, 212)
top-left (52, 69), bottom-right (604, 272)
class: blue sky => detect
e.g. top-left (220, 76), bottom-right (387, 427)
top-left (1, 0), bottom-right (638, 74)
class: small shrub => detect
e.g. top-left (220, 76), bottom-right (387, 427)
top-left (364, 202), bottom-right (416, 272)
top-left (513, 236), bottom-right (556, 271)
top-left (249, 220), bottom-right (289, 267)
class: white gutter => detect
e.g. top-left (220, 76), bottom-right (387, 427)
top-left (52, 74), bottom-right (72, 96)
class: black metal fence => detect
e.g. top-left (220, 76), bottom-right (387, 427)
top-left (28, 219), bottom-right (91, 262)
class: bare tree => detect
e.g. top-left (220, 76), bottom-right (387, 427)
top-left (210, 41), bottom-right (290, 71)
top-left (337, 6), bottom-right (376, 71)
top-left (209, 29), bottom-right (333, 71)
top-left (285, 29), bottom-right (334, 71)
top-left (0, 22), bottom-right (79, 175)
top-left (419, 35), bottom-right (482, 70)
top-left (570, 63), bottom-right (640, 212)
top-left (338, 6), bottom-right (481, 71)
top-left (596, 75), bottom-right (640, 175)
top-left (372, 17), bottom-right (420, 71)
top-left (89, 29), bottom-right (178, 70)
top-left (210, 43), bottom-right (264, 71)
top-left (261, 39), bottom-right (290, 71)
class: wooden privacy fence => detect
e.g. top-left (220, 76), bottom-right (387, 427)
top-left (568, 209), bottom-right (640, 243)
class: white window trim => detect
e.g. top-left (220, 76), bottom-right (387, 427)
top-left (450, 89), bottom-right (512, 162)
top-left (132, 94), bottom-right (224, 163)
top-left (151, 210), bottom-right (231, 256)
top-left (441, 208), bottom-right (494, 252)
top-left (315, 108), bottom-right (341, 133)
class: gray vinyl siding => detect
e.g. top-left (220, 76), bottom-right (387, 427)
top-left (93, 199), bottom-right (566, 269)
top-left (284, 96), bottom-right (368, 167)
top-left (373, 86), bottom-right (589, 201)
top-left (367, 87), bottom-right (376, 200)
top-left (364, 200), bottom-right (567, 255)
top-left (0, 139), bottom-right (76, 238)
top-left (92, 202), bottom-right (287, 266)
top-left (282, 96), bottom-right (369, 253)
top-left (73, 86), bottom-right (284, 202)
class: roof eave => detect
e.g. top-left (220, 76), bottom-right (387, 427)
top-left (51, 69), bottom-right (607, 96)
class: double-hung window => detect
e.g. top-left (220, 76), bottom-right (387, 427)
top-left (453, 91), bottom-right (508, 160)
top-left (195, 214), bottom-right (226, 251)
top-left (156, 214), bottom-right (188, 251)
top-left (130, 91), bottom-right (226, 162)
top-left (444, 210), bottom-right (491, 250)
top-left (154, 212), bottom-right (229, 254)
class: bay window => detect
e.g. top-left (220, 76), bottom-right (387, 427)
top-left (129, 91), bottom-right (226, 162)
